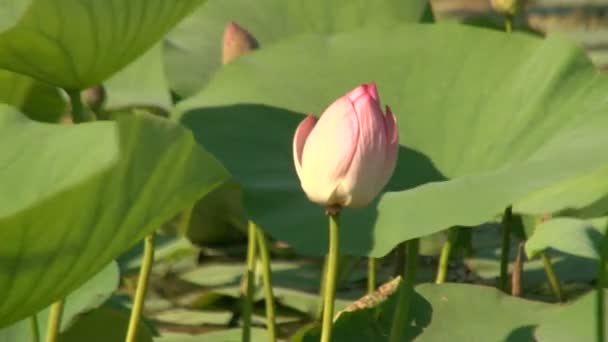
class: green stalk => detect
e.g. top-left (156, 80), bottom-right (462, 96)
top-left (389, 238), bottom-right (419, 342)
top-left (30, 314), bottom-right (40, 342)
top-left (320, 210), bottom-right (340, 342)
top-left (242, 221), bottom-right (258, 342)
top-left (540, 252), bottom-right (563, 302)
top-left (125, 233), bottom-right (155, 342)
top-left (45, 300), bottom-right (64, 342)
top-left (255, 225), bottom-right (277, 342)
top-left (435, 228), bottom-right (458, 284)
top-left (393, 242), bottom-right (406, 277)
top-left (505, 14), bottom-right (513, 33)
top-left (316, 256), bottom-right (328, 321)
top-left (67, 89), bottom-right (93, 123)
top-left (368, 258), bottom-right (377, 294)
top-left (499, 207), bottom-right (513, 292)
top-left (597, 225), bottom-right (608, 342)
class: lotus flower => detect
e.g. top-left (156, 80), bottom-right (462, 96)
top-left (292, 83), bottom-right (399, 208)
top-left (221, 21), bottom-right (258, 65)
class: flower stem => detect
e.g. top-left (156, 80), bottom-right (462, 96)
top-left (597, 224), bottom-right (608, 342)
top-left (368, 258), bottom-right (377, 294)
top-left (435, 228), bottom-right (458, 284)
top-left (29, 314), bottom-right (40, 342)
top-left (45, 300), bottom-right (64, 342)
top-left (511, 241), bottom-right (525, 297)
top-left (499, 206), bottom-right (513, 292)
top-left (125, 233), bottom-right (155, 342)
top-left (242, 221), bottom-right (258, 342)
top-left (316, 256), bottom-right (328, 321)
top-left (67, 90), bottom-right (93, 123)
top-left (505, 14), bottom-right (513, 33)
top-left (541, 252), bottom-right (563, 302)
top-left (255, 225), bottom-right (277, 342)
top-left (389, 238), bottom-right (419, 342)
top-left (393, 242), bottom-right (406, 277)
top-left (320, 210), bottom-right (340, 342)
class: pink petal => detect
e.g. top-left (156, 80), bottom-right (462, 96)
top-left (292, 115), bottom-right (317, 179)
top-left (299, 99), bottom-right (360, 205)
top-left (347, 82), bottom-right (379, 103)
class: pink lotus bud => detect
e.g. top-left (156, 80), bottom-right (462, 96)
top-left (292, 83), bottom-right (399, 208)
top-left (221, 21), bottom-right (258, 65)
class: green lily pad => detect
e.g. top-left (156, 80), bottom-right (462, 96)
top-left (155, 328), bottom-right (267, 342)
top-left (0, 261), bottom-right (119, 341)
top-left (525, 217), bottom-right (607, 260)
top-left (0, 69), bottom-right (66, 122)
top-left (0, 0), bottom-right (204, 89)
top-left (0, 109), bottom-right (229, 326)
top-left (304, 282), bottom-right (553, 341)
top-left (176, 23), bottom-right (608, 258)
top-left (164, 0), bottom-right (432, 97)
top-left (60, 305), bottom-right (154, 342)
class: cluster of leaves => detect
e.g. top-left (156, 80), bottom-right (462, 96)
top-left (2, 0), bottom-right (608, 341)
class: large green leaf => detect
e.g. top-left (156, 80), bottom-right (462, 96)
top-left (164, 0), bottom-right (432, 97)
top-left (0, 109), bottom-right (229, 326)
top-left (515, 166), bottom-right (608, 218)
top-left (525, 217), bottom-right (607, 260)
top-left (0, 69), bottom-right (65, 122)
top-left (0, 261), bottom-right (119, 341)
top-left (535, 290), bottom-right (608, 341)
top-left (304, 282), bottom-right (552, 341)
top-left (175, 23), bottom-right (608, 257)
top-left (104, 44), bottom-right (172, 112)
top-left (0, 0), bottom-right (204, 89)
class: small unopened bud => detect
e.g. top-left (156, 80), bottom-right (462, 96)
top-left (490, 0), bottom-right (524, 16)
top-left (81, 85), bottom-right (106, 112)
top-left (222, 21), bottom-right (258, 65)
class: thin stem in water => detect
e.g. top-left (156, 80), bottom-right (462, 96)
top-left (389, 238), bottom-right (419, 342)
top-left (46, 300), bottom-right (65, 342)
top-left (242, 221), bottom-right (258, 342)
top-left (368, 258), bottom-right (377, 294)
top-left (435, 228), bottom-right (459, 284)
top-left (30, 314), bottom-right (40, 342)
top-left (511, 241), bottom-right (525, 297)
top-left (320, 209), bottom-right (340, 342)
top-left (499, 206), bottom-right (513, 292)
top-left (67, 89), bottom-right (93, 123)
top-left (255, 224), bottom-right (277, 342)
top-left (505, 14), bottom-right (513, 33)
top-left (541, 252), bottom-right (563, 302)
top-left (393, 242), bottom-right (406, 278)
top-left (597, 224), bottom-right (608, 342)
top-left (125, 233), bottom-right (155, 342)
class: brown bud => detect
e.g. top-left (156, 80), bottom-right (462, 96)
top-left (81, 85), bottom-right (106, 112)
top-left (491, 0), bottom-right (524, 16)
top-left (221, 21), bottom-right (258, 65)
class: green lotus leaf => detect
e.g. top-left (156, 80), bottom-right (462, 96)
top-left (0, 108), bottom-right (229, 326)
top-left (175, 23), bottom-right (608, 257)
top-left (0, 0), bottom-right (204, 89)
top-left (164, 0), bottom-right (432, 97)
top-left (525, 217), bottom-right (607, 260)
